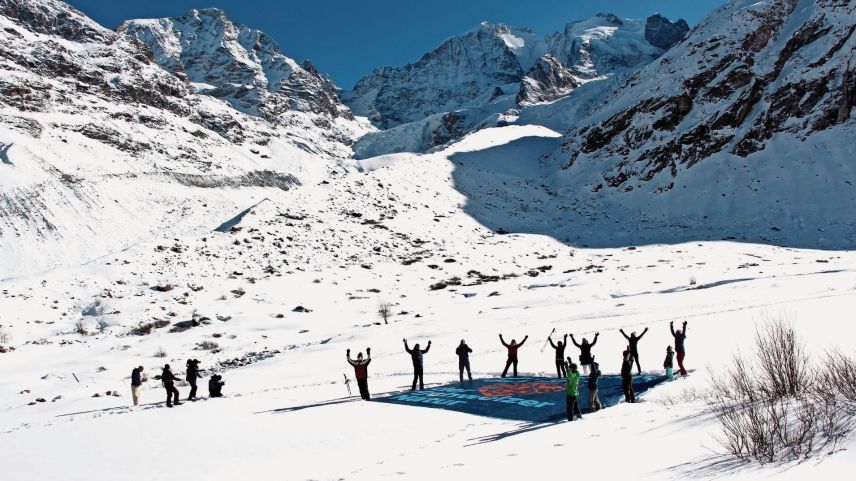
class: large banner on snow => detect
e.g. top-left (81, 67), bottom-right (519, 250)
top-left (376, 375), bottom-right (667, 422)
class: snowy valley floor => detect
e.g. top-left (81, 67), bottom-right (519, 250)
top-left (1, 126), bottom-right (855, 480)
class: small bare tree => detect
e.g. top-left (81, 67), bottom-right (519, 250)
top-left (0, 326), bottom-right (10, 344)
top-left (377, 302), bottom-right (392, 325)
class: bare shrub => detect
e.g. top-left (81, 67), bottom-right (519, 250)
top-left (74, 320), bottom-right (88, 335)
top-left (819, 350), bottom-right (856, 405)
top-left (197, 340), bottom-right (219, 351)
top-left (154, 347), bottom-right (167, 358)
top-left (131, 323), bottom-right (153, 336)
top-left (755, 317), bottom-right (810, 398)
top-left (710, 318), bottom-right (856, 464)
top-left (0, 326), bottom-right (10, 344)
top-left (377, 302), bottom-right (392, 325)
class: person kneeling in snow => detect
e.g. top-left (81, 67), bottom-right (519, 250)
top-left (565, 360), bottom-right (583, 421)
top-left (208, 374), bottom-right (224, 398)
top-left (347, 348), bottom-right (372, 400)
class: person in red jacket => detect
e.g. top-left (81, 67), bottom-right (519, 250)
top-left (499, 333), bottom-right (528, 377)
top-left (347, 348), bottom-right (372, 400)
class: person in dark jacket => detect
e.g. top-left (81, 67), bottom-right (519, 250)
top-left (499, 334), bottom-right (528, 378)
top-left (621, 350), bottom-right (635, 403)
top-left (186, 359), bottom-right (203, 401)
top-left (208, 374), bottom-right (224, 397)
top-left (161, 364), bottom-right (181, 407)
top-left (455, 340), bottom-right (473, 382)
top-left (620, 327), bottom-right (649, 374)
top-left (131, 366), bottom-right (144, 406)
top-left (570, 332), bottom-right (599, 375)
top-left (404, 339), bottom-right (431, 390)
top-left (548, 334), bottom-right (568, 378)
top-left (664, 345), bottom-right (675, 381)
top-left (670, 321), bottom-right (688, 376)
top-left (347, 347), bottom-right (372, 400)
top-left (587, 358), bottom-right (603, 412)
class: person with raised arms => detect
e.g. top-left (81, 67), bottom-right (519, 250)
top-left (670, 321), bottom-right (689, 376)
top-left (499, 333), bottom-right (528, 378)
top-left (347, 347), bottom-right (372, 400)
top-left (620, 327), bottom-right (649, 374)
top-left (570, 332), bottom-right (599, 375)
top-left (548, 333), bottom-right (568, 379)
top-left (404, 338), bottom-right (431, 390)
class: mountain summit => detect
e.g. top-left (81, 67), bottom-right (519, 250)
top-left (120, 8), bottom-right (354, 122)
top-left (345, 14), bottom-right (688, 129)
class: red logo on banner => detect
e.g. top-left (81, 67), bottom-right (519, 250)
top-left (478, 382), bottom-right (564, 398)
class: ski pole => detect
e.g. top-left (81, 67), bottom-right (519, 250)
top-left (540, 328), bottom-right (557, 353)
top-left (343, 373), bottom-right (352, 396)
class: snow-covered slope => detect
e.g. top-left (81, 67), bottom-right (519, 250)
top-left (1, 124), bottom-right (856, 481)
top-left (347, 13), bottom-right (688, 157)
top-left (119, 8), bottom-right (354, 122)
top-left (535, 0), bottom-right (856, 247)
top-left (0, 0), bottom-right (371, 279)
top-left (554, 0), bottom-right (855, 189)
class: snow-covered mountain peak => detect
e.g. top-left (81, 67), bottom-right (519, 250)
top-left (0, 0), bottom-right (111, 43)
top-left (119, 8), bottom-right (354, 122)
top-left (345, 13), bottom-right (687, 129)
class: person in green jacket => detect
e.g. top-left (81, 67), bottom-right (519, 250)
top-left (565, 358), bottom-right (583, 421)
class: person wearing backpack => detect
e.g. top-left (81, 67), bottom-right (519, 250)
top-left (548, 334), bottom-right (568, 378)
top-left (347, 347), bottom-right (372, 400)
top-left (663, 345), bottom-right (675, 381)
top-left (565, 360), bottom-right (583, 421)
top-left (185, 359), bottom-right (203, 401)
top-left (404, 339), bottom-right (431, 390)
top-left (455, 340), bottom-right (473, 382)
top-left (587, 358), bottom-right (603, 412)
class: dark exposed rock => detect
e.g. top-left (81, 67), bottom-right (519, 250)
top-left (516, 55), bottom-right (580, 106)
top-left (645, 14), bottom-right (690, 50)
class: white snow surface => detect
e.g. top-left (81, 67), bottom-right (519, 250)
top-left (1, 125), bottom-right (856, 480)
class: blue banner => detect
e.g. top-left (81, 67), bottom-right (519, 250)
top-left (376, 375), bottom-right (667, 422)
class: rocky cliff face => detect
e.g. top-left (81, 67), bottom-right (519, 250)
top-left (119, 8), bottom-right (354, 122)
top-left (554, 0), bottom-right (856, 192)
top-left (516, 54), bottom-right (580, 106)
top-left (346, 14), bottom-right (688, 129)
top-left (0, 0), bottom-right (371, 277)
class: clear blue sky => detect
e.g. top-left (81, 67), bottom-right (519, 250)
top-left (65, 0), bottom-right (724, 89)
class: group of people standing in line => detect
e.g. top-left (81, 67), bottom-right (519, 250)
top-left (346, 320), bottom-right (690, 420)
top-left (130, 359), bottom-right (225, 407)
